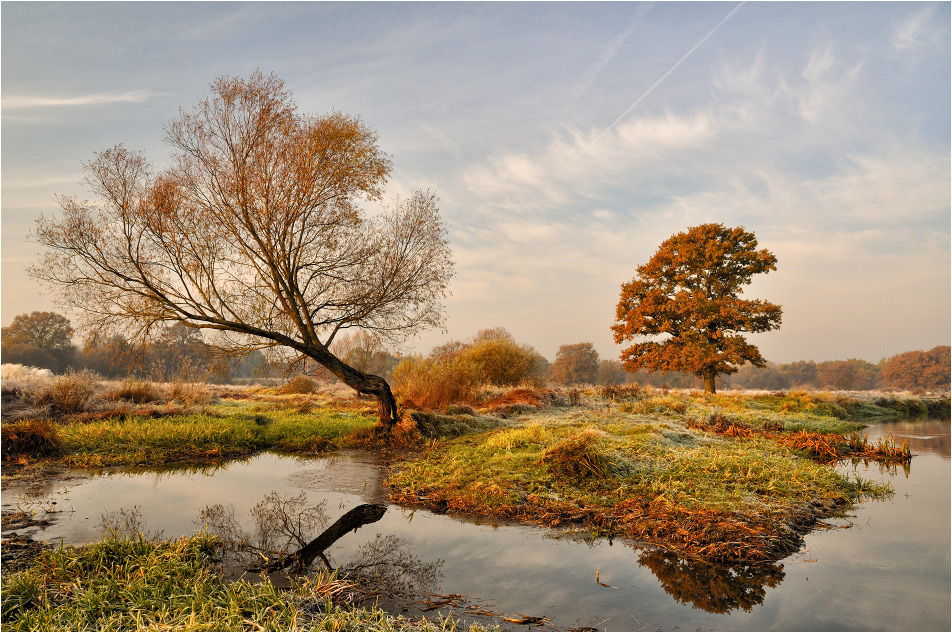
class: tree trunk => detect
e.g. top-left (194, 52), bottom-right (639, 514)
top-left (266, 503), bottom-right (387, 572)
top-left (703, 371), bottom-right (717, 394)
top-left (304, 345), bottom-right (400, 431)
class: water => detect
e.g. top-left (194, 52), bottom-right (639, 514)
top-left (3, 419), bottom-right (949, 631)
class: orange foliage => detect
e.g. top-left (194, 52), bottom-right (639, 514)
top-left (882, 345), bottom-right (951, 391)
top-left (612, 224), bottom-right (781, 394)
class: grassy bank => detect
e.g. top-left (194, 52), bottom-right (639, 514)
top-left (3, 399), bottom-right (378, 468)
top-left (2, 385), bottom-right (944, 563)
top-left (0, 532), bottom-right (484, 632)
top-left (387, 388), bottom-right (925, 563)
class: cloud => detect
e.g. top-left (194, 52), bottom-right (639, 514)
top-left (795, 45), bottom-right (865, 126)
top-left (891, 4), bottom-right (943, 52)
top-left (2, 89), bottom-right (165, 109)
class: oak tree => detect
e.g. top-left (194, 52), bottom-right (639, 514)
top-left (1, 311), bottom-right (77, 373)
top-left (30, 71), bottom-right (453, 430)
top-left (548, 342), bottom-right (600, 385)
top-left (612, 224), bottom-right (781, 394)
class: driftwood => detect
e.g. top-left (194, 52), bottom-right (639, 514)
top-left (266, 503), bottom-right (387, 572)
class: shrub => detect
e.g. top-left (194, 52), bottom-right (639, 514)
top-left (455, 338), bottom-right (544, 387)
top-left (276, 375), bottom-right (317, 395)
top-left (1, 364), bottom-right (55, 399)
top-left (391, 355), bottom-right (478, 409)
top-left (104, 379), bottom-right (163, 404)
top-left (1, 419), bottom-right (61, 457)
top-left (35, 370), bottom-right (99, 414)
top-left (168, 380), bottom-right (214, 406)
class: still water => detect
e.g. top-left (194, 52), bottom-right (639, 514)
top-left (3, 419), bottom-right (949, 631)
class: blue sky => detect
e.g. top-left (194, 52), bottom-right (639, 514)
top-left (2, 1), bottom-right (949, 364)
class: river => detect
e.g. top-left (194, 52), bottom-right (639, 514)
top-left (2, 418), bottom-right (948, 631)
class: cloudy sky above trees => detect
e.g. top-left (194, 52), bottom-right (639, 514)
top-left (2, 2), bottom-right (949, 363)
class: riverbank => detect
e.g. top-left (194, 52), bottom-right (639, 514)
top-left (0, 531), bottom-right (487, 632)
top-left (387, 388), bottom-right (928, 563)
top-left (1, 386), bottom-right (946, 630)
top-left (3, 388), bottom-right (945, 554)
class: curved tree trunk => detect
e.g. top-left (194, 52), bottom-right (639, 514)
top-left (265, 503), bottom-right (387, 572)
top-left (304, 344), bottom-right (400, 431)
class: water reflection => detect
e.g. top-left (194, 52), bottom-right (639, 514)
top-left (4, 425), bottom-right (948, 631)
top-left (868, 418), bottom-right (951, 457)
top-left (637, 548), bottom-right (785, 614)
top-left (196, 490), bottom-right (443, 600)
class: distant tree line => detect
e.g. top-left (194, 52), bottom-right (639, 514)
top-left (597, 350), bottom-right (950, 393)
top-left (2, 311), bottom-right (948, 393)
top-left (1, 311), bottom-right (273, 383)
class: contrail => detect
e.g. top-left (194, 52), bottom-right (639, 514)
top-left (584, 2), bottom-right (745, 154)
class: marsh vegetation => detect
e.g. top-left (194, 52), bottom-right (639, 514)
top-left (2, 365), bottom-right (947, 630)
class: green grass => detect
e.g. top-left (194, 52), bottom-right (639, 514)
top-left (389, 414), bottom-right (866, 518)
top-left (387, 397), bottom-right (895, 562)
top-left (0, 532), bottom-right (487, 632)
top-left (55, 400), bottom-right (377, 467)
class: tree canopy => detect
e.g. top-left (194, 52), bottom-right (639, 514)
top-left (30, 71), bottom-right (454, 428)
top-left (1, 311), bottom-right (77, 373)
top-left (612, 223), bottom-right (781, 394)
top-left (549, 342), bottom-right (600, 385)
top-left (882, 346), bottom-right (950, 392)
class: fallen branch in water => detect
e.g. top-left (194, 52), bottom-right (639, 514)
top-left (264, 503), bottom-right (387, 572)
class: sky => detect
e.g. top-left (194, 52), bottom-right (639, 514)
top-left (2, 1), bottom-right (949, 365)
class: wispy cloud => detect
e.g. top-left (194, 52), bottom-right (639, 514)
top-left (2, 89), bottom-right (165, 109)
top-left (891, 4), bottom-right (943, 53)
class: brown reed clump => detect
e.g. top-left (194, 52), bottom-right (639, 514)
top-left (599, 383), bottom-right (643, 401)
top-left (483, 388), bottom-right (550, 408)
top-left (276, 375), bottom-right (317, 395)
top-left (688, 412), bottom-right (755, 438)
top-left (1, 418), bottom-right (61, 458)
top-left (539, 428), bottom-right (610, 479)
top-left (34, 370), bottom-right (99, 415)
top-left (103, 379), bottom-right (163, 404)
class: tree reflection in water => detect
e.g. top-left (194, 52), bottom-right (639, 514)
top-left (638, 548), bottom-right (785, 614)
top-left (196, 491), bottom-right (442, 599)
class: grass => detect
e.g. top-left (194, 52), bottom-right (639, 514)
top-left (53, 401), bottom-right (377, 467)
top-left (2, 382), bottom-right (942, 563)
top-left (387, 394), bottom-right (903, 563)
top-left (0, 532), bottom-right (488, 632)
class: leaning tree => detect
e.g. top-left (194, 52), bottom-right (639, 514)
top-left (612, 223), bottom-right (781, 394)
top-left (30, 71), bottom-right (454, 430)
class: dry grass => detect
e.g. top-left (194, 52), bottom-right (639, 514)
top-left (102, 379), bottom-right (163, 404)
top-left (275, 375), bottom-right (317, 395)
top-left (32, 370), bottom-right (99, 414)
top-left (1, 419), bottom-right (61, 457)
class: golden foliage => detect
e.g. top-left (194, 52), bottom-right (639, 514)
top-left (612, 223), bottom-right (781, 393)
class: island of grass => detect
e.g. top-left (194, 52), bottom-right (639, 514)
top-left (387, 387), bottom-right (939, 563)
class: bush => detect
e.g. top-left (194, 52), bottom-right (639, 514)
top-left (276, 375), bottom-right (317, 395)
top-left (391, 355), bottom-right (478, 410)
top-left (35, 370), bottom-right (99, 414)
top-left (1, 364), bottom-right (54, 395)
top-left (455, 338), bottom-right (544, 387)
top-left (104, 379), bottom-right (163, 404)
top-left (168, 381), bottom-right (214, 406)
